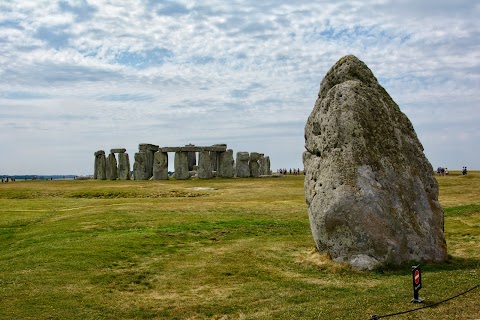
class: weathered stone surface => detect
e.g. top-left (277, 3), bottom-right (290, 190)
top-left (133, 152), bottom-right (149, 180)
top-left (110, 148), bottom-right (126, 154)
top-left (139, 144), bottom-right (158, 179)
top-left (153, 152), bottom-right (168, 180)
top-left (198, 151), bottom-right (213, 179)
top-left (235, 152), bottom-right (250, 178)
top-left (117, 153), bottom-right (131, 180)
top-left (218, 149), bottom-right (235, 178)
top-left (94, 150), bottom-right (105, 157)
top-left (174, 152), bottom-right (190, 180)
top-left (249, 152), bottom-right (261, 177)
top-left (303, 55), bottom-right (447, 270)
top-left (265, 156), bottom-right (271, 175)
top-left (94, 151), bottom-right (106, 180)
top-left (106, 153), bottom-right (118, 180)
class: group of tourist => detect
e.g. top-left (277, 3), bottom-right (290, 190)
top-left (1, 177), bottom-right (15, 182)
top-left (277, 168), bottom-right (304, 175)
top-left (436, 167), bottom-right (468, 176)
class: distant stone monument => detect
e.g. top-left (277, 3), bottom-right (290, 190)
top-left (117, 152), bottom-right (131, 180)
top-left (106, 152), bottom-right (118, 180)
top-left (249, 152), bottom-right (261, 177)
top-left (94, 150), bottom-right (106, 180)
top-left (174, 151), bottom-right (190, 180)
top-left (153, 151), bottom-right (168, 180)
top-left (198, 151), bottom-right (213, 179)
top-left (138, 144), bottom-right (159, 179)
top-left (185, 144), bottom-right (196, 171)
top-left (133, 152), bottom-right (149, 180)
top-left (235, 152), bottom-right (250, 178)
top-left (303, 55), bottom-right (447, 270)
top-left (218, 149), bottom-right (235, 178)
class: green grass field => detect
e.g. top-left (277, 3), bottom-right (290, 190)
top-left (1, 172), bottom-right (479, 319)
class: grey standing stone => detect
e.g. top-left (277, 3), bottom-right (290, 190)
top-left (153, 152), bottom-right (169, 180)
top-left (106, 153), bottom-right (118, 180)
top-left (133, 152), bottom-right (149, 180)
top-left (266, 156), bottom-right (271, 175)
top-left (235, 152), bottom-right (250, 178)
top-left (185, 144), bottom-right (196, 171)
top-left (303, 55), bottom-right (447, 270)
top-left (198, 151), bottom-right (213, 179)
top-left (117, 153), bottom-right (131, 180)
top-left (249, 152), bottom-right (261, 177)
top-left (94, 150), bottom-right (106, 180)
top-left (138, 144), bottom-right (158, 179)
top-left (218, 149), bottom-right (235, 178)
top-left (110, 148), bottom-right (126, 154)
top-left (174, 152), bottom-right (190, 180)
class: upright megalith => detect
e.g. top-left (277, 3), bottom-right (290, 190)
top-left (249, 152), bottom-right (262, 177)
top-left (185, 144), bottom-right (196, 171)
top-left (117, 152), bottom-right (131, 180)
top-left (303, 55), bottom-right (447, 270)
top-left (235, 152), bottom-right (250, 178)
top-left (106, 153), bottom-right (118, 180)
top-left (139, 143), bottom-right (159, 179)
top-left (153, 152), bottom-right (168, 180)
top-left (133, 152), bottom-right (149, 180)
top-left (198, 151), bottom-right (213, 179)
top-left (174, 152), bottom-right (190, 180)
top-left (94, 150), bottom-right (106, 180)
top-left (218, 149), bottom-right (235, 178)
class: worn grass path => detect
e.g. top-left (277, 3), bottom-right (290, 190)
top-left (0, 172), bottom-right (479, 319)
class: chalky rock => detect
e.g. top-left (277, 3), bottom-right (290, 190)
top-left (153, 152), bottom-right (169, 180)
top-left (106, 153), bottom-right (118, 180)
top-left (94, 150), bottom-right (106, 180)
top-left (303, 55), bottom-right (447, 270)
top-left (198, 151), bottom-right (213, 179)
top-left (235, 152), bottom-right (250, 178)
top-left (174, 152), bottom-right (190, 180)
top-left (218, 149), bottom-right (235, 178)
top-left (249, 152), bottom-right (262, 177)
top-left (117, 153), bottom-right (131, 180)
top-left (133, 152), bottom-right (149, 180)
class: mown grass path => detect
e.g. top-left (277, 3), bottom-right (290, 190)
top-left (1, 173), bottom-right (479, 319)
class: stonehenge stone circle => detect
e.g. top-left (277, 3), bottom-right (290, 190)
top-left (218, 149), bottom-right (235, 178)
top-left (153, 152), bottom-right (168, 180)
top-left (94, 150), bottom-right (106, 180)
top-left (235, 152), bottom-right (250, 178)
top-left (174, 151), bottom-right (190, 180)
top-left (117, 153), bottom-right (131, 180)
top-left (106, 153), bottom-right (118, 180)
top-left (198, 151), bottom-right (213, 179)
top-left (303, 55), bottom-right (447, 270)
top-left (95, 144), bottom-right (270, 180)
top-left (249, 152), bottom-right (261, 177)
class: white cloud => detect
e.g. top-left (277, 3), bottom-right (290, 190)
top-left (0, 0), bottom-right (479, 174)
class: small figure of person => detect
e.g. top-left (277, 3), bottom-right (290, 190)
top-left (445, 168), bottom-right (449, 175)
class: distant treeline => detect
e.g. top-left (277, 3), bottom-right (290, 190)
top-left (1, 175), bottom-right (77, 180)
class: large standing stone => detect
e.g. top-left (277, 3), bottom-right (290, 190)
top-left (185, 144), bottom-right (196, 171)
top-left (174, 152), bottom-right (190, 180)
top-left (198, 151), bottom-right (213, 179)
top-left (153, 152), bottom-right (169, 180)
top-left (265, 156), bottom-right (271, 175)
top-left (249, 152), bottom-right (261, 177)
top-left (117, 153), bottom-right (131, 180)
top-left (218, 149), bottom-right (235, 178)
top-left (139, 143), bottom-right (159, 179)
top-left (106, 153), bottom-right (118, 180)
top-left (133, 152), bottom-right (149, 180)
top-left (94, 150), bottom-right (106, 180)
top-left (235, 152), bottom-right (250, 178)
top-left (303, 55), bottom-right (447, 270)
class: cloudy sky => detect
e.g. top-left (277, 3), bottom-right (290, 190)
top-left (1, 0), bottom-right (479, 175)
